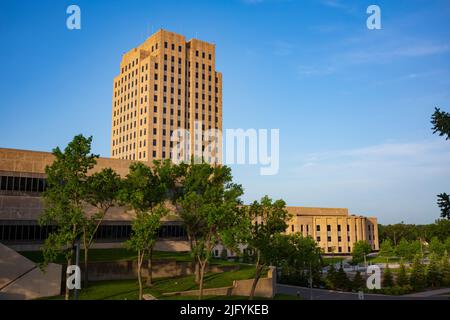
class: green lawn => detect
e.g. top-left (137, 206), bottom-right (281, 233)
top-left (43, 264), bottom-right (259, 300)
top-left (366, 256), bottom-right (403, 264)
top-left (322, 256), bottom-right (346, 265)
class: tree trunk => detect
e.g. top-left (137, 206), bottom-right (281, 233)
top-left (195, 261), bottom-right (201, 284)
top-left (250, 254), bottom-right (263, 300)
top-left (146, 247), bottom-right (153, 286)
top-left (83, 235), bottom-right (89, 288)
top-left (198, 260), bottom-right (207, 300)
top-left (65, 256), bottom-right (72, 300)
top-left (137, 250), bottom-right (143, 300)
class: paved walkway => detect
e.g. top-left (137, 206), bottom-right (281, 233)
top-left (402, 288), bottom-right (450, 298)
top-left (277, 284), bottom-right (450, 300)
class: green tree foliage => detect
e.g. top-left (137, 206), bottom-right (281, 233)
top-left (424, 220), bottom-right (450, 242)
top-left (278, 234), bottom-right (323, 287)
top-left (352, 271), bottom-right (365, 291)
top-left (396, 239), bottom-right (421, 261)
top-left (351, 241), bottom-right (371, 264)
top-left (120, 161), bottom-right (172, 298)
top-left (409, 256), bottom-right (427, 291)
top-left (428, 237), bottom-right (446, 256)
top-left (82, 168), bottom-right (121, 287)
top-left (426, 254), bottom-right (443, 288)
top-left (382, 265), bottom-right (394, 288)
top-left (176, 163), bottom-right (243, 300)
top-left (437, 193), bottom-right (450, 220)
top-left (431, 107), bottom-right (450, 219)
top-left (379, 239), bottom-right (395, 261)
top-left (396, 263), bottom-right (409, 287)
top-left (238, 196), bottom-right (291, 299)
top-left (431, 107), bottom-right (450, 140)
top-left (335, 263), bottom-right (351, 290)
top-left (441, 256), bottom-right (450, 286)
top-left (125, 207), bottom-right (166, 299)
top-left (445, 239), bottom-right (450, 254)
top-left (326, 264), bottom-right (337, 290)
top-left (39, 135), bottom-right (98, 300)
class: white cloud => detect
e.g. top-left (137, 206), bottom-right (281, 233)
top-left (290, 139), bottom-right (450, 223)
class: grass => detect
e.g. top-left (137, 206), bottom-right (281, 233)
top-left (43, 264), bottom-right (259, 300)
top-left (366, 256), bottom-right (404, 264)
top-left (322, 256), bottom-right (346, 265)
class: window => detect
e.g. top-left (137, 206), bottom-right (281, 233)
top-left (316, 225), bottom-right (320, 231)
top-left (291, 225), bottom-right (294, 232)
top-left (316, 236), bottom-right (321, 242)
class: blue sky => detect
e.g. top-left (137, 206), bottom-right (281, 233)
top-left (1, 0), bottom-right (450, 224)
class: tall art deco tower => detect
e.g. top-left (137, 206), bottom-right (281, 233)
top-left (111, 29), bottom-right (222, 164)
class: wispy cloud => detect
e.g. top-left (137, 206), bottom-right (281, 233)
top-left (291, 139), bottom-right (450, 223)
top-left (297, 65), bottom-right (336, 77)
top-left (343, 42), bottom-right (450, 64)
top-left (272, 41), bottom-right (295, 56)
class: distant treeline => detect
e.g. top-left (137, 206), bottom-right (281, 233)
top-left (379, 219), bottom-right (450, 244)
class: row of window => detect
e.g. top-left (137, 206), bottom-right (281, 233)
top-left (0, 223), bottom-right (187, 242)
top-left (0, 176), bottom-right (46, 193)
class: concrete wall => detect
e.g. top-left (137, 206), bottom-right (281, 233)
top-left (0, 263), bottom-right (61, 300)
top-left (0, 243), bottom-right (62, 300)
top-left (163, 267), bottom-right (277, 298)
top-left (84, 260), bottom-right (239, 281)
top-left (8, 240), bottom-right (190, 252)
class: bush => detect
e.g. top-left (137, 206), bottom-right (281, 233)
top-left (352, 271), bottom-right (365, 291)
top-left (382, 265), bottom-right (394, 288)
top-left (396, 263), bottom-right (409, 287)
top-left (381, 285), bottom-right (413, 295)
top-left (409, 256), bottom-right (426, 291)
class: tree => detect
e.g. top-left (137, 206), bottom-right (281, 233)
top-left (382, 265), bottom-right (394, 288)
top-left (239, 196), bottom-right (291, 299)
top-left (82, 168), bottom-right (121, 287)
top-left (396, 263), bottom-right (409, 287)
top-left (351, 241), bottom-right (371, 265)
top-left (352, 271), bottom-right (365, 291)
top-left (120, 161), bottom-right (171, 297)
top-left (437, 193), bottom-right (450, 220)
top-left (431, 107), bottom-right (450, 219)
top-left (396, 239), bottom-right (420, 261)
top-left (39, 135), bottom-right (98, 300)
top-left (428, 237), bottom-right (445, 256)
top-left (278, 234), bottom-right (323, 287)
top-left (379, 239), bottom-right (395, 262)
top-left (125, 207), bottom-right (166, 299)
top-left (335, 263), bottom-right (351, 291)
top-left (409, 256), bottom-right (426, 291)
top-left (326, 264), bottom-right (337, 289)
top-left (441, 255), bottom-right (450, 286)
top-left (177, 163), bottom-right (243, 300)
top-left (426, 254), bottom-right (443, 288)
top-left (445, 238), bottom-right (450, 254)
